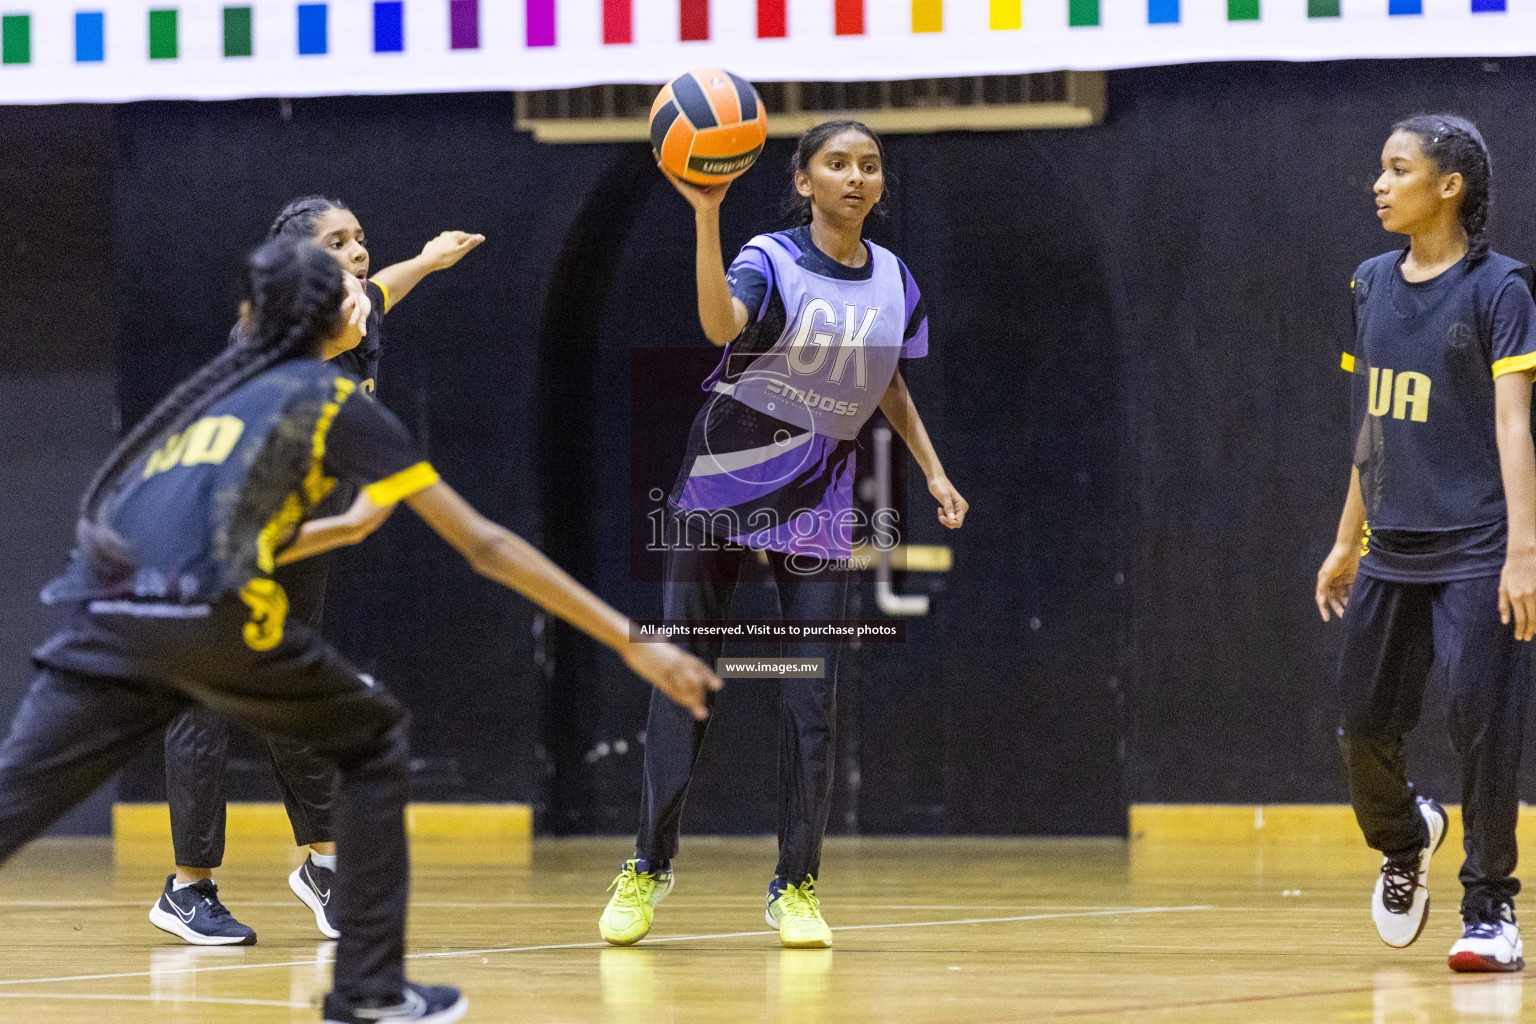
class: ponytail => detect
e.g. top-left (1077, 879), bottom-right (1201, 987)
top-left (75, 240), bottom-right (347, 575)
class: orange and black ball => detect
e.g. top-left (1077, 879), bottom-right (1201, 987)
top-left (650, 68), bottom-right (768, 186)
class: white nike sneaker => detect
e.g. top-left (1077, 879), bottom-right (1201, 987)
top-left (1372, 796), bottom-right (1448, 948)
top-left (1449, 905), bottom-right (1526, 973)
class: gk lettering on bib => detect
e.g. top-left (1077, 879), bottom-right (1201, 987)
top-left (729, 234), bottom-right (908, 441)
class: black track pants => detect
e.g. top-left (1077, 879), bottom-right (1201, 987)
top-left (166, 553), bottom-right (342, 866)
top-left (1337, 572), bottom-right (1532, 913)
top-left (636, 538), bottom-right (848, 885)
top-left (0, 601), bottom-right (411, 1004)
top-left (165, 705), bottom-right (339, 867)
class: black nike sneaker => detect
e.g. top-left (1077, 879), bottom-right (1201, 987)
top-left (321, 981), bottom-right (467, 1023)
top-left (148, 875), bottom-right (257, 946)
top-left (290, 854), bottom-right (341, 939)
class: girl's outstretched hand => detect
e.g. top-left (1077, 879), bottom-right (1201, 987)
top-left (1316, 542), bottom-right (1360, 622)
top-left (660, 163), bottom-right (732, 214)
top-left (622, 640), bottom-right (723, 721)
top-left (340, 272), bottom-right (372, 335)
top-left (420, 231), bottom-right (486, 271)
top-left (929, 475), bottom-right (968, 529)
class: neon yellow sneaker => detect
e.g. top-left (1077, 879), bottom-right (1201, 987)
top-left (766, 876), bottom-right (832, 948)
top-left (599, 859), bottom-right (673, 946)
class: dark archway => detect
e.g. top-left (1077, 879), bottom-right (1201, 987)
top-left (536, 146), bottom-right (662, 833)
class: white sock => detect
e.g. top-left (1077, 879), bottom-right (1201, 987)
top-left (309, 852), bottom-right (338, 871)
top-left (172, 878), bottom-right (205, 892)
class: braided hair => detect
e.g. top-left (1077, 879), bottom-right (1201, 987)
top-left (268, 195), bottom-right (351, 241)
top-left (1392, 113), bottom-right (1492, 264)
top-left (75, 240), bottom-right (348, 574)
top-left (784, 119), bottom-right (891, 227)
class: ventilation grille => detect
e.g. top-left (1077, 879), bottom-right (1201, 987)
top-left (515, 72), bottom-right (1105, 143)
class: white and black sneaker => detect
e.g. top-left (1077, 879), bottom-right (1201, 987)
top-left (290, 855), bottom-right (341, 939)
top-left (1372, 796), bottom-right (1448, 948)
top-left (148, 875), bottom-right (257, 946)
top-left (321, 981), bottom-right (467, 1023)
top-left (1450, 903), bottom-right (1525, 973)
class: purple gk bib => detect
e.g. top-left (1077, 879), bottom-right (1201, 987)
top-left (728, 234), bottom-right (908, 442)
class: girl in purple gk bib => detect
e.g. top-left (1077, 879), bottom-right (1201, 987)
top-left (600, 121), bottom-right (969, 949)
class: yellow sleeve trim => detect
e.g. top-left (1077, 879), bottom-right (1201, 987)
top-left (372, 279), bottom-right (393, 314)
top-left (365, 461), bottom-right (439, 505)
top-left (1340, 352), bottom-right (1356, 373)
top-left (1492, 352), bottom-right (1536, 379)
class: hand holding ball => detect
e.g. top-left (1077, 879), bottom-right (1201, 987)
top-left (650, 69), bottom-right (768, 186)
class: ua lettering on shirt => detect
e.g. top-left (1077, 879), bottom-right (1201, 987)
top-left (1343, 248), bottom-right (1536, 581)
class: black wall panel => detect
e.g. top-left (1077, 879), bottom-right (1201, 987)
top-left (0, 106), bottom-right (119, 834)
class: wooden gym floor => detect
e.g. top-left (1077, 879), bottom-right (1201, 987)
top-left (0, 834), bottom-right (1528, 1022)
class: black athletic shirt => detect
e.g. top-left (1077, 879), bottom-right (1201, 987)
top-left (43, 359), bottom-right (437, 612)
top-left (1345, 249), bottom-right (1536, 581)
top-left (227, 278), bottom-right (391, 621)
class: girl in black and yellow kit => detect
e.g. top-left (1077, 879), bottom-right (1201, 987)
top-left (156, 196), bottom-right (483, 946)
top-left (1317, 114), bottom-right (1536, 974)
top-left (0, 240), bottom-right (718, 1024)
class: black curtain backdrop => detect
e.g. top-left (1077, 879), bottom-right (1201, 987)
top-left (0, 105), bottom-right (119, 834)
top-left (7, 58), bottom-right (1536, 837)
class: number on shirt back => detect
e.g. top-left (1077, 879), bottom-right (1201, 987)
top-left (142, 415), bottom-right (246, 479)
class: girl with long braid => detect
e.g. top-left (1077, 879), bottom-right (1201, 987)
top-left (599, 120), bottom-right (967, 950)
top-left (154, 196), bottom-right (483, 945)
top-left (1316, 114), bottom-right (1536, 972)
top-left (0, 239), bottom-right (719, 1024)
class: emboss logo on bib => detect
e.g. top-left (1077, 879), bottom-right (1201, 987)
top-left (763, 379), bottom-right (860, 418)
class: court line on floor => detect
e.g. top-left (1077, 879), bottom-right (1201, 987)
top-left (0, 900), bottom-right (1169, 911)
top-left (409, 905), bottom-right (1217, 962)
top-left (0, 905), bottom-right (1213, 988)
top-left (0, 992), bottom-right (308, 1008)
top-left (819, 907), bottom-right (1216, 934)
top-left (952, 970), bottom-right (1516, 1021)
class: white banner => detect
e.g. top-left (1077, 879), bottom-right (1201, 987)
top-left (0, 0), bottom-right (1527, 105)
